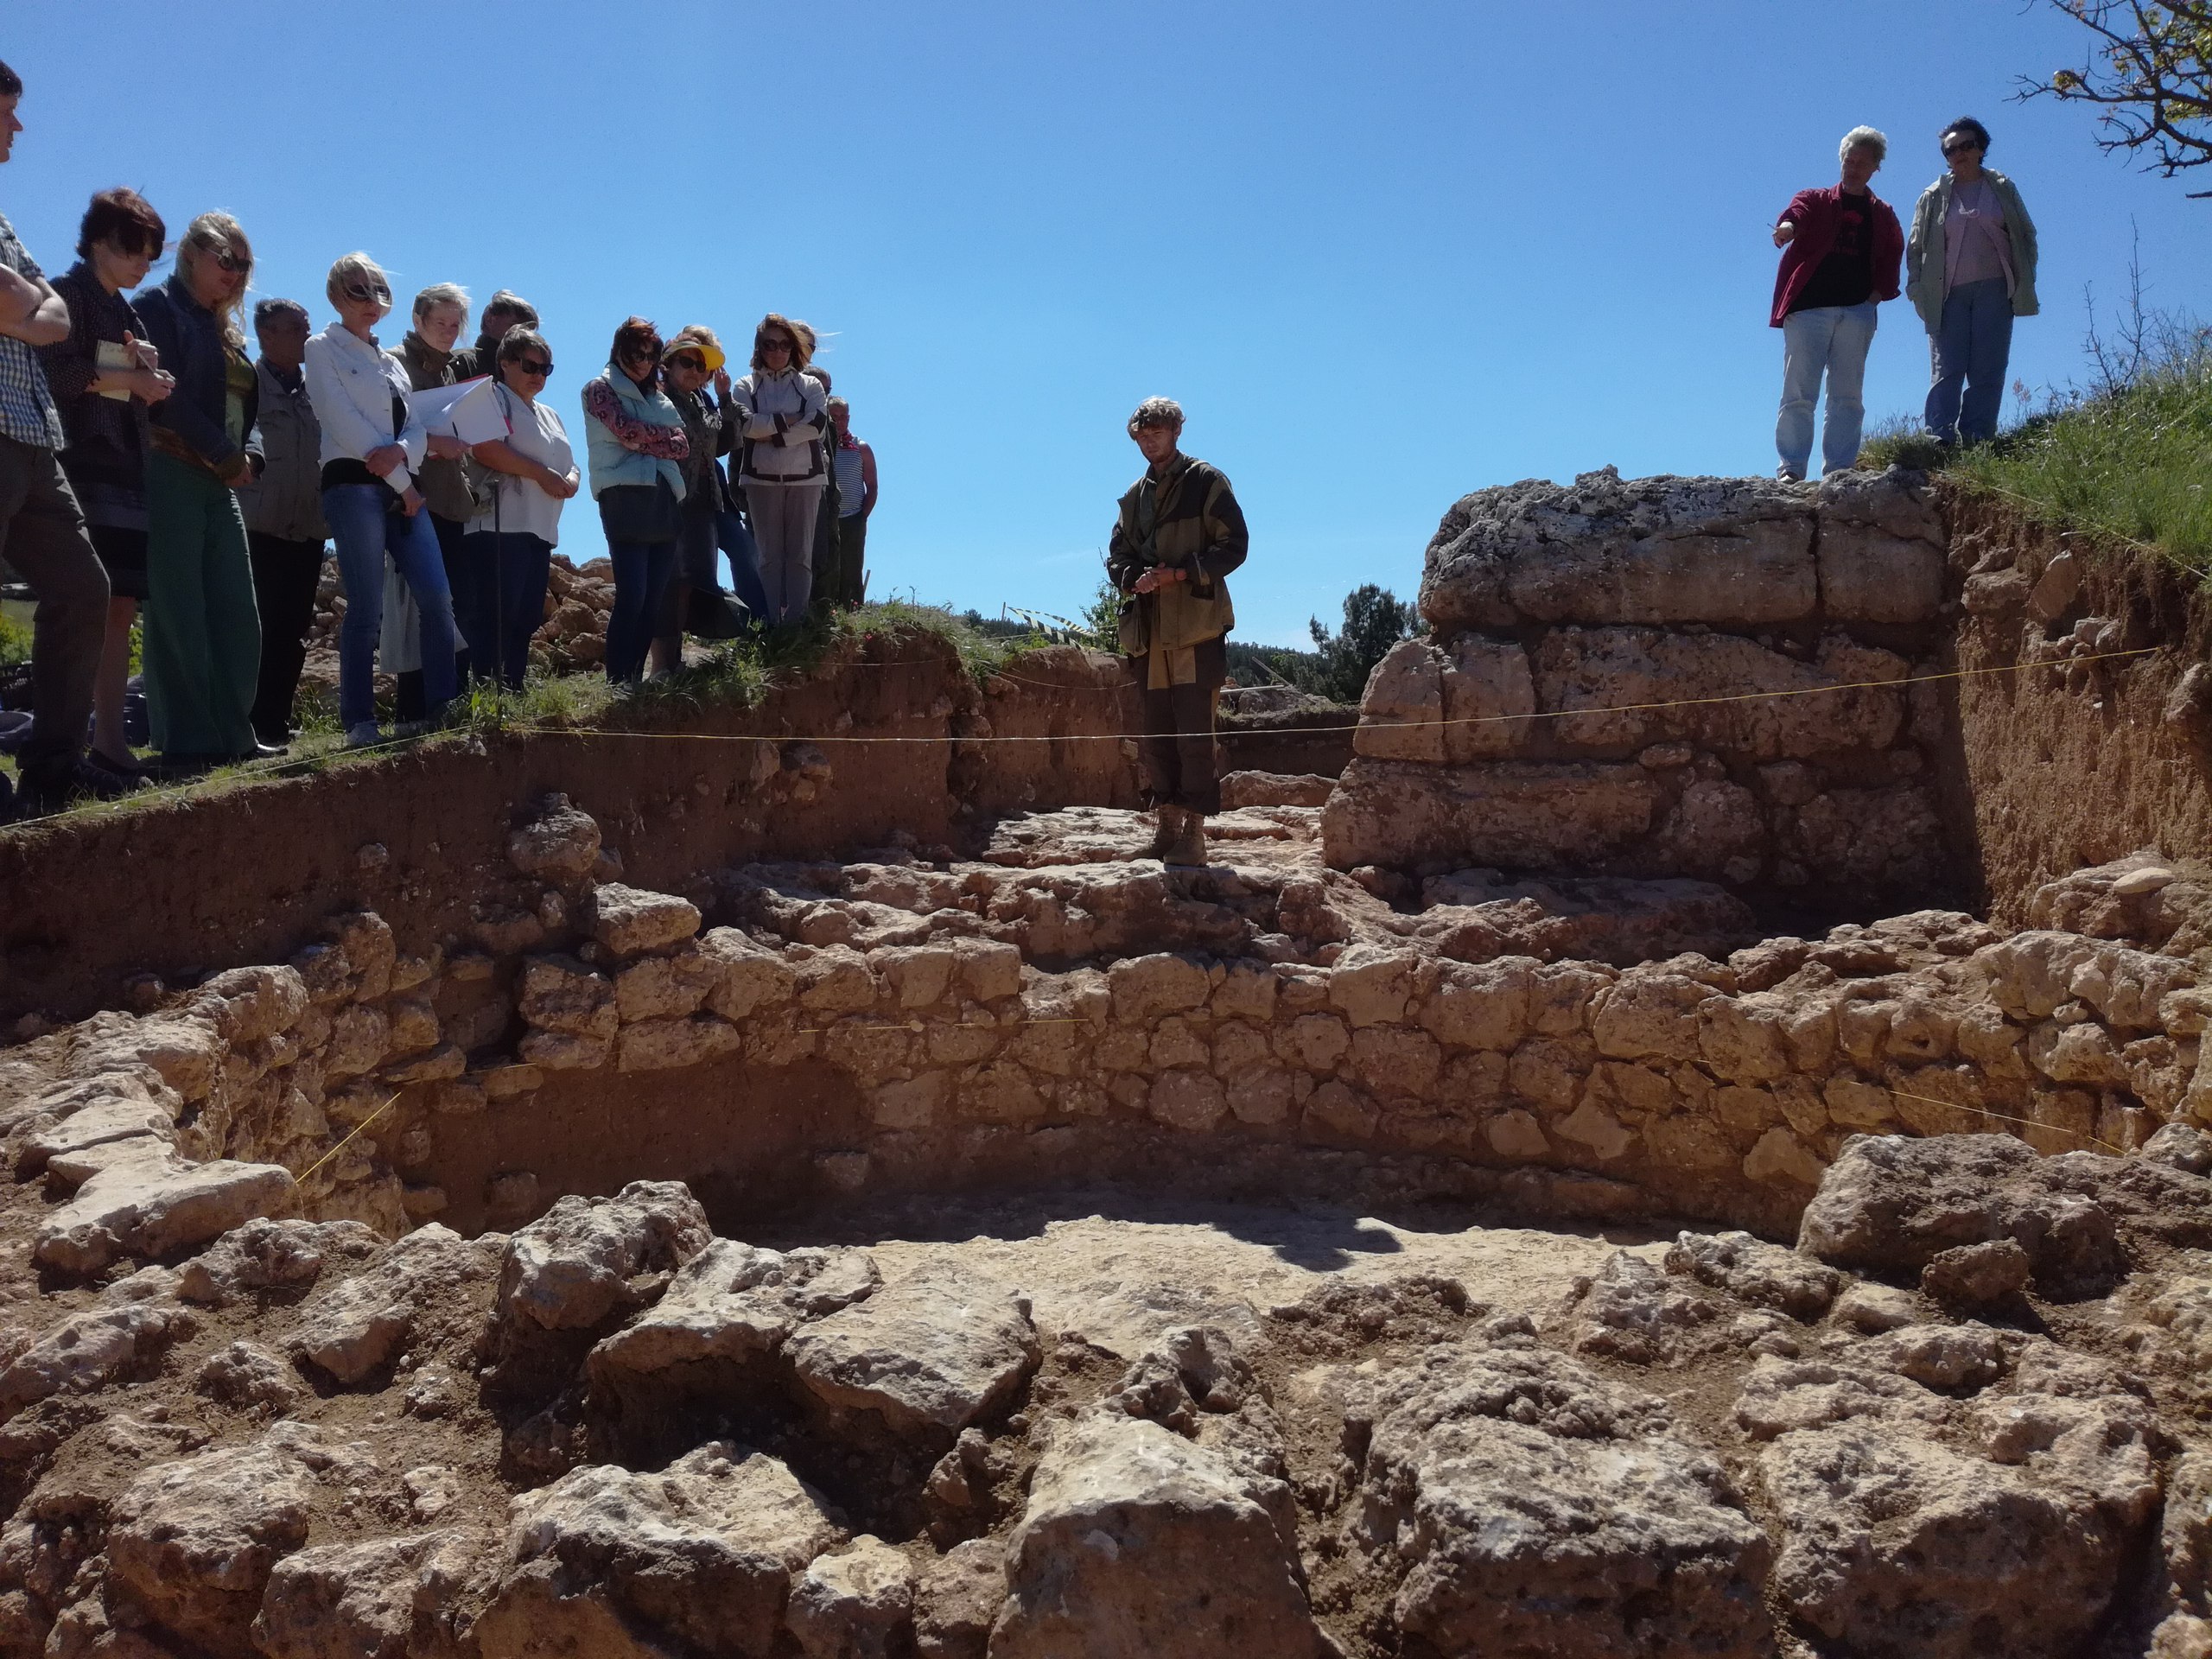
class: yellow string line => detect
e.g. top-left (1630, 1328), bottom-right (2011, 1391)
top-left (499, 645), bottom-right (2159, 747)
top-left (1881, 1085), bottom-right (2125, 1154)
top-left (296, 1092), bottom-right (402, 1184)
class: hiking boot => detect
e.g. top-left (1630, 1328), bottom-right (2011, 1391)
top-left (1146, 805), bottom-right (1183, 861)
top-left (1162, 809), bottom-right (1210, 868)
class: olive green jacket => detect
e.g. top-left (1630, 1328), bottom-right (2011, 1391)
top-left (1905, 168), bottom-right (2039, 333)
top-left (1106, 455), bottom-right (1248, 662)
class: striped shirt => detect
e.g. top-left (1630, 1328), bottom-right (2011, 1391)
top-left (0, 212), bottom-right (65, 449)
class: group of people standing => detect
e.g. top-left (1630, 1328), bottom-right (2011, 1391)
top-left (1770, 114), bottom-right (2040, 480)
top-left (0, 56), bottom-right (878, 817)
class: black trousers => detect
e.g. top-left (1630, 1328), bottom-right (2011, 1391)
top-left (247, 531), bottom-right (326, 742)
top-left (1135, 668), bottom-right (1225, 815)
top-left (0, 435), bottom-right (108, 787)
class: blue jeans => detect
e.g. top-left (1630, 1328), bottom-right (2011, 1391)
top-left (323, 485), bottom-right (456, 728)
top-left (459, 531), bottom-right (551, 690)
top-left (1925, 276), bottom-right (2014, 445)
top-left (606, 537), bottom-right (677, 681)
top-left (1777, 301), bottom-right (1878, 479)
top-left (718, 508), bottom-right (768, 620)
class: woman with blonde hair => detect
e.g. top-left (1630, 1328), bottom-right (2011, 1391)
top-left (649, 322), bottom-right (739, 670)
top-left (729, 313), bottom-right (828, 626)
top-left (302, 251), bottom-right (459, 745)
top-left (134, 211), bottom-right (266, 765)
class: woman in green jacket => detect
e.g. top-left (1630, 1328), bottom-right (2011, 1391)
top-left (1905, 117), bottom-right (2038, 447)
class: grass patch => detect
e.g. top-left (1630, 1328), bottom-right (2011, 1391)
top-left (1861, 315), bottom-right (2212, 579)
top-left (9, 597), bottom-right (1071, 828)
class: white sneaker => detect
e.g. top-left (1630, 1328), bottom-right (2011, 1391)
top-left (1776, 464), bottom-right (1806, 482)
top-left (346, 721), bottom-right (382, 748)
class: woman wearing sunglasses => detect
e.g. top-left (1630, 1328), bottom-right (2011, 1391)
top-left (582, 315), bottom-right (689, 682)
top-left (649, 323), bottom-right (740, 671)
top-left (460, 326), bottom-right (577, 688)
top-left (133, 212), bottom-right (267, 767)
top-left (730, 313), bottom-right (829, 627)
top-left (302, 251), bottom-right (460, 746)
top-left (1905, 117), bottom-right (2039, 448)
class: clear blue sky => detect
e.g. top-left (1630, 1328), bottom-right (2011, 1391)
top-left (5, 1), bottom-right (2209, 645)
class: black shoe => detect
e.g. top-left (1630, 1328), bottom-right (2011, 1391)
top-left (87, 747), bottom-right (149, 779)
top-left (253, 741), bottom-right (288, 758)
top-left (0, 770), bottom-right (16, 824)
top-left (19, 758), bottom-right (138, 815)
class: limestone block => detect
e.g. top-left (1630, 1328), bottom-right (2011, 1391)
top-left (1328, 946), bottom-right (1418, 1027)
top-left (1304, 1080), bottom-right (1380, 1141)
top-left (1354, 639), bottom-right (1446, 763)
top-left (1211, 963), bottom-right (1280, 1024)
top-left (1323, 757), bottom-right (1658, 874)
top-left (1443, 635), bottom-right (1537, 760)
top-left (618, 1016), bottom-right (744, 1073)
top-left (1109, 953), bottom-right (1212, 1024)
top-left (1274, 1013), bottom-right (1351, 1073)
top-left (873, 944), bottom-right (958, 1009)
top-left (518, 1030), bottom-right (608, 1071)
top-left (1349, 1026), bottom-right (1443, 1099)
top-left (35, 1143), bottom-right (298, 1274)
top-left (798, 946), bottom-right (880, 1016)
top-left (615, 949), bottom-right (723, 1022)
top-left (955, 938), bottom-right (1024, 1001)
top-left (872, 1073), bottom-right (947, 1130)
top-left (1149, 1068), bottom-right (1228, 1132)
top-left (1421, 957), bottom-right (1535, 1052)
top-left (586, 884), bottom-right (702, 957)
top-left (518, 955), bottom-right (617, 1040)
top-left (700, 927), bottom-right (802, 1020)
top-left (1816, 521), bottom-right (1947, 624)
top-left (506, 794), bottom-right (603, 880)
top-left (1744, 1127), bottom-right (1827, 1187)
top-left (1554, 1098), bottom-right (1635, 1161)
top-left (1592, 969), bottom-right (1716, 1061)
top-left (1487, 1109), bottom-right (1550, 1159)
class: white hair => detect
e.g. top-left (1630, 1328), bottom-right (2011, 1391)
top-left (1840, 124), bottom-right (1888, 164)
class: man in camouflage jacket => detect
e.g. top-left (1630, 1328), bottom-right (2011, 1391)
top-left (1105, 397), bottom-right (1249, 865)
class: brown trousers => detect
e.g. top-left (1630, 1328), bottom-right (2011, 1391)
top-left (1136, 671), bottom-right (1225, 815)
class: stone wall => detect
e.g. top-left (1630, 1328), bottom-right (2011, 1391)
top-left (0, 635), bottom-right (1141, 1027)
top-left (8, 790), bottom-right (2207, 1274)
top-left (1323, 467), bottom-right (1958, 908)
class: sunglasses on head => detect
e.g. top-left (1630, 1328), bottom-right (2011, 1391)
top-left (342, 282), bottom-right (391, 303)
top-left (514, 358), bottom-right (552, 376)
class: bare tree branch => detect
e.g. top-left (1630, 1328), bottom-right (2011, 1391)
top-left (2018, 0), bottom-right (2212, 189)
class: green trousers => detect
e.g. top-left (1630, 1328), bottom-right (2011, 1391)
top-left (145, 451), bottom-right (261, 759)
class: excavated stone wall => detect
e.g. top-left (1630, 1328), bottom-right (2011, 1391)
top-left (7, 789), bottom-right (2209, 1281)
top-left (1324, 468), bottom-right (1957, 909)
top-left (0, 636), bottom-right (1142, 1028)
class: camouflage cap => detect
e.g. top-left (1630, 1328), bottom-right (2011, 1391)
top-left (1128, 396), bottom-right (1185, 433)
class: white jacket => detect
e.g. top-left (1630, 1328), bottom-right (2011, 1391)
top-left (302, 321), bottom-right (424, 496)
top-left (731, 366), bottom-right (827, 481)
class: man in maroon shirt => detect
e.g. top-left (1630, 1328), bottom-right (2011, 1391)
top-left (1770, 126), bottom-right (1904, 481)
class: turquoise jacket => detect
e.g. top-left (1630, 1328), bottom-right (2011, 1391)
top-left (582, 364), bottom-right (688, 501)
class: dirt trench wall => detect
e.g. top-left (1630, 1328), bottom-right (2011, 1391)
top-left (1943, 488), bottom-right (2212, 924)
top-left (0, 639), bottom-right (1141, 1027)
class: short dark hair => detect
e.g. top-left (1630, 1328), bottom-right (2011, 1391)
top-left (611, 315), bottom-right (661, 366)
top-left (485, 289), bottom-right (538, 327)
top-left (0, 60), bottom-right (21, 99)
top-left (75, 188), bottom-right (165, 262)
top-left (253, 297), bottom-right (309, 330)
top-left (1941, 116), bottom-right (1992, 155)
top-left (496, 322), bottom-right (550, 365)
